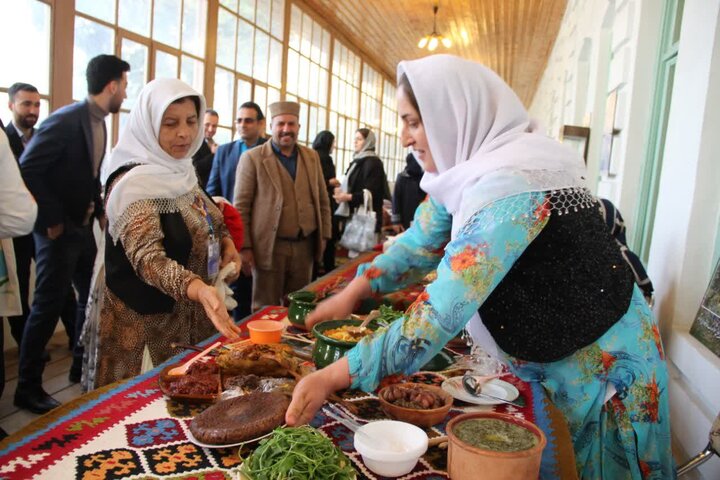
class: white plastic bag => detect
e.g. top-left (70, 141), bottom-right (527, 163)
top-left (339, 189), bottom-right (376, 253)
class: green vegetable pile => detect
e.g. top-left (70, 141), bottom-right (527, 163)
top-left (376, 304), bottom-right (403, 326)
top-left (239, 426), bottom-right (356, 479)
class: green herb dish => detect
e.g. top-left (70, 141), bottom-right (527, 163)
top-left (312, 319), bottom-right (363, 369)
top-left (239, 426), bottom-right (356, 480)
top-left (287, 290), bottom-right (317, 329)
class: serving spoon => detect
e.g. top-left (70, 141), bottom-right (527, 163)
top-left (167, 341), bottom-right (222, 376)
top-left (462, 374), bottom-right (522, 407)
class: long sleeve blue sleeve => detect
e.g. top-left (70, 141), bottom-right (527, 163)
top-left (347, 192), bottom-right (549, 391)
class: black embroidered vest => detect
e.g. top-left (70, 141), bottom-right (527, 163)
top-left (478, 192), bottom-right (634, 362)
top-left (104, 165), bottom-right (193, 315)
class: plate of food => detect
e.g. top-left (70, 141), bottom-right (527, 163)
top-left (157, 359), bottom-right (222, 403)
top-left (237, 426), bottom-right (357, 479)
top-left (187, 391), bottom-right (290, 448)
top-left (441, 376), bottom-right (520, 406)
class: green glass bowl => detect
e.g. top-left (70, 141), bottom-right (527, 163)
top-left (312, 319), bottom-right (364, 369)
top-left (287, 290), bottom-right (317, 329)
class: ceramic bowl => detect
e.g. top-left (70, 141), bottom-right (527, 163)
top-left (311, 319), bottom-right (368, 369)
top-left (354, 420), bottom-right (428, 477)
top-left (287, 290), bottom-right (317, 329)
top-left (446, 412), bottom-right (547, 480)
top-left (247, 320), bottom-right (284, 344)
top-left (378, 383), bottom-right (453, 427)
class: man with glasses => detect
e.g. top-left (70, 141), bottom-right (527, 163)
top-left (206, 102), bottom-right (267, 319)
top-left (206, 102), bottom-right (266, 200)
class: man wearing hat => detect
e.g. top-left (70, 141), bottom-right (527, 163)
top-left (233, 101), bottom-right (331, 310)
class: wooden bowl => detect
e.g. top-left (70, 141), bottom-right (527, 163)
top-left (378, 383), bottom-right (453, 427)
top-left (157, 363), bottom-right (222, 403)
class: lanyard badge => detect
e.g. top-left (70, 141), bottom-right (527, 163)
top-left (193, 195), bottom-right (220, 281)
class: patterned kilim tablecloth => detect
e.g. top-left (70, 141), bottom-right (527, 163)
top-left (0, 307), bottom-right (577, 480)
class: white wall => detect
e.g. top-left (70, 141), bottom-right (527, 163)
top-left (531, 0), bottom-right (720, 477)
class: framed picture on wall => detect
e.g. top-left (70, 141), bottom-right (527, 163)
top-left (599, 89), bottom-right (621, 177)
top-left (690, 258), bottom-right (720, 359)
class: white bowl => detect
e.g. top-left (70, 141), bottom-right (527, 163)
top-left (353, 420), bottom-right (428, 477)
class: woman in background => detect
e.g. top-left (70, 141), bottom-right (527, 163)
top-left (334, 128), bottom-right (388, 236)
top-left (312, 130), bottom-right (339, 273)
top-left (95, 78), bottom-right (241, 387)
top-left (390, 152), bottom-right (426, 231)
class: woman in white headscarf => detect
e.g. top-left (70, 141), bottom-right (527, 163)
top-left (287, 56), bottom-right (674, 479)
top-left (334, 128), bottom-right (388, 234)
top-left (94, 78), bottom-right (241, 387)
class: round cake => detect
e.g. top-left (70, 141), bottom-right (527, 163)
top-left (189, 391), bottom-right (290, 445)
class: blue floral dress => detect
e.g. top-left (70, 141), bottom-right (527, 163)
top-left (345, 192), bottom-right (674, 479)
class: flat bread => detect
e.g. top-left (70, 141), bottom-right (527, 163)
top-left (189, 391), bottom-right (290, 445)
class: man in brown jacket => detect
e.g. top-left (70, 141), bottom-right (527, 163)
top-left (233, 101), bottom-right (331, 310)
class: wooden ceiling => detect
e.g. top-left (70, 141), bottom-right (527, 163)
top-left (300, 0), bottom-right (568, 106)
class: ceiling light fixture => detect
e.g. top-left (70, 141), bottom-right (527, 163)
top-left (417, 4), bottom-right (452, 51)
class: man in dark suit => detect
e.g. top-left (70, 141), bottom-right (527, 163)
top-left (17, 55), bottom-right (130, 413)
top-left (207, 102), bottom-right (267, 320)
top-left (5, 83), bottom-right (77, 356)
top-left (192, 108), bottom-right (219, 189)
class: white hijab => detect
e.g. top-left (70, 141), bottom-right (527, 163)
top-left (397, 55), bottom-right (587, 356)
top-left (103, 78), bottom-right (206, 242)
top-left (398, 54), bottom-right (586, 236)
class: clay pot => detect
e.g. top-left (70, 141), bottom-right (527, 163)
top-left (378, 383), bottom-right (453, 427)
top-left (446, 412), bottom-right (546, 480)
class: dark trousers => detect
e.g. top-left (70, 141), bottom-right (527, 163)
top-left (17, 225), bottom-right (96, 389)
top-left (231, 272), bottom-right (253, 321)
top-left (9, 234), bottom-right (77, 349)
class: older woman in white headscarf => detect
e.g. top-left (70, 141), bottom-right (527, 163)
top-left (94, 78), bottom-right (241, 387)
top-left (287, 56), bottom-right (674, 479)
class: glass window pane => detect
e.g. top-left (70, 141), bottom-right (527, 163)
top-left (119, 0), bottom-right (151, 37)
top-left (271, 0), bottom-right (284, 40)
top-left (289, 4), bottom-right (301, 51)
top-left (256, 0), bottom-right (271, 31)
top-left (120, 38), bottom-right (148, 111)
top-left (182, 0), bottom-right (207, 57)
top-left (286, 49), bottom-right (299, 94)
top-left (153, 0), bottom-right (181, 48)
top-left (237, 78), bottom-right (252, 107)
top-left (220, 0), bottom-right (237, 11)
top-left (239, 0), bottom-right (255, 21)
top-left (309, 62), bottom-right (319, 104)
top-left (298, 56), bottom-right (309, 100)
top-left (76, 0), bottom-right (115, 23)
top-left (318, 68), bottom-right (329, 107)
top-left (267, 87), bottom-right (280, 108)
top-left (254, 85), bottom-right (267, 119)
top-left (301, 13), bottom-right (312, 57)
top-left (215, 126), bottom-right (232, 145)
top-left (155, 50), bottom-right (179, 79)
top-left (286, 93), bottom-right (297, 103)
top-left (213, 67), bottom-right (234, 124)
top-left (308, 105), bottom-right (318, 145)
top-left (298, 101), bottom-right (308, 143)
top-left (320, 30), bottom-right (330, 69)
top-left (237, 20), bottom-right (254, 76)
top-left (216, 8), bottom-right (237, 69)
top-left (181, 55), bottom-right (204, 92)
top-left (268, 39), bottom-right (282, 88)
top-left (253, 30), bottom-right (269, 83)
top-left (0, 0), bottom-right (51, 94)
top-left (73, 17), bottom-right (114, 101)
top-left (311, 22), bottom-right (322, 64)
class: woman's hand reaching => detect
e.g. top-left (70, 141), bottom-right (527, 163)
top-left (187, 278), bottom-right (242, 340)
top-left (286, 357), bottom-right (351, 426)
top-left (305, 275), bottom-right (372, 330)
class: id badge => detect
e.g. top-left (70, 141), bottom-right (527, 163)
top-left (207, 235), bottom-right (220, 280)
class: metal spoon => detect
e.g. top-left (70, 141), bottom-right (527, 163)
top-left (462, 374), bottom-right (522, 407)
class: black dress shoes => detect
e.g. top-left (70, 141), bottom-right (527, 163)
top-left (68, 368), bottom-right (81, 384)
top-left (14, 387), bottom-right (61, 414)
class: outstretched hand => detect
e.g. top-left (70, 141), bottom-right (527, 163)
top-left (188, 279), bottom-right (242, 340)
top-left (286, 357), bottom-right (351, 426)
